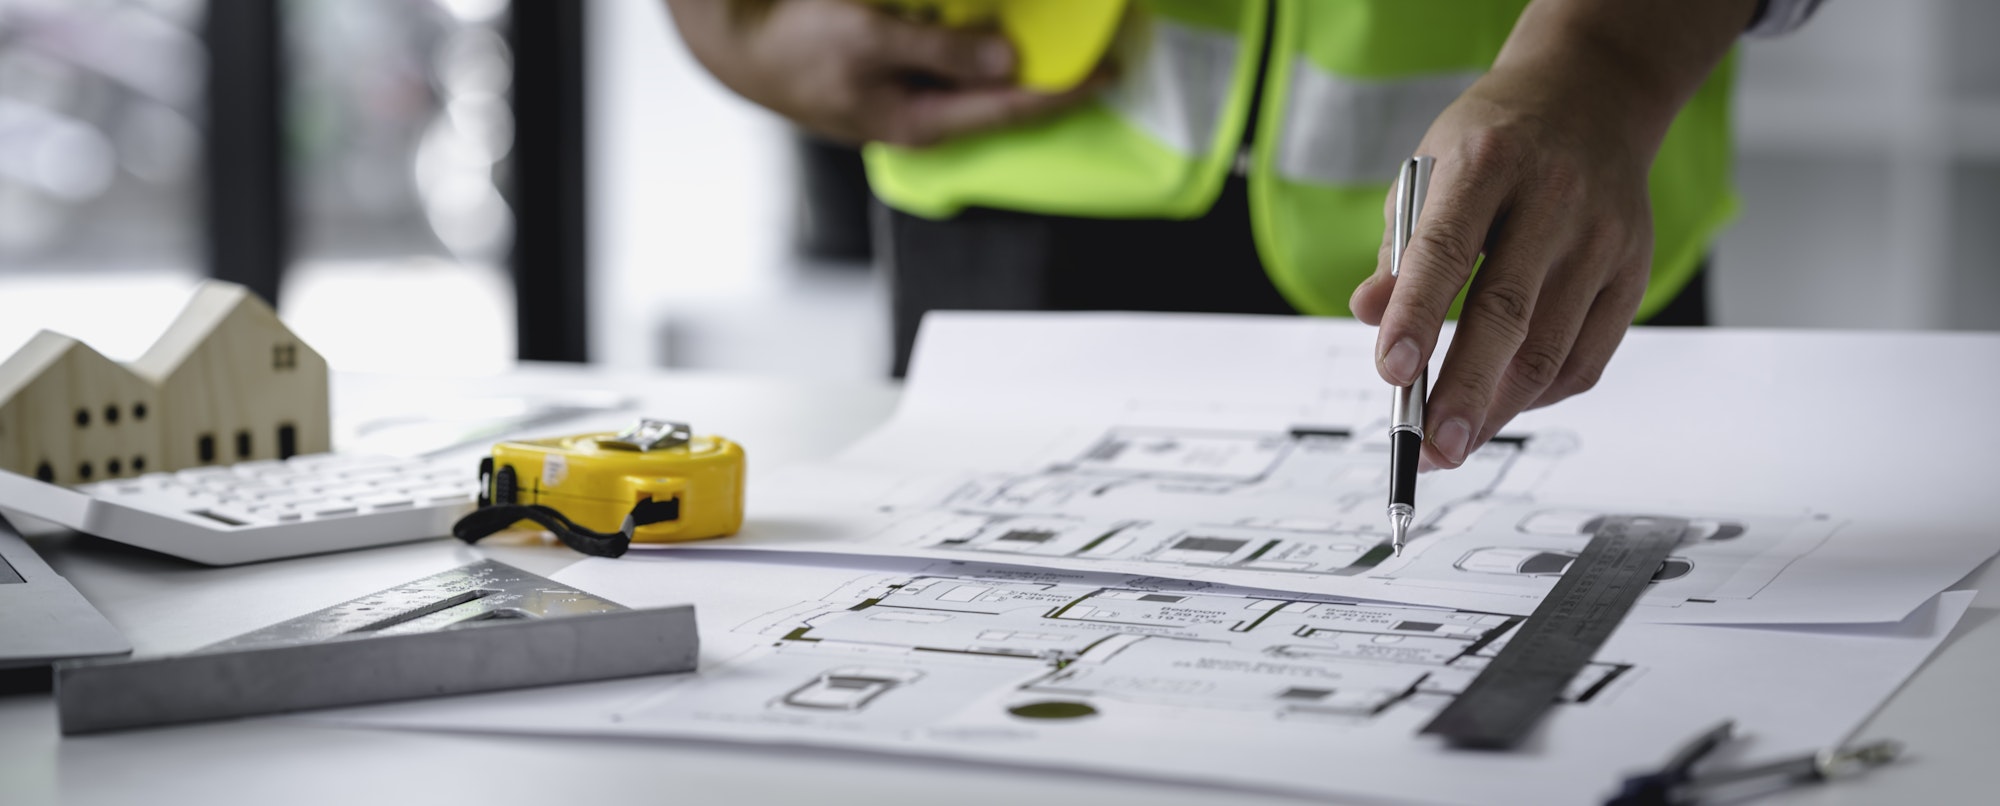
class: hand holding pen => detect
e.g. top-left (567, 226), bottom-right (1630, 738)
top-left (1343, 21), bottom-right (1718, 475)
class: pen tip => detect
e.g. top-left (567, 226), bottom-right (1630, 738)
top-left (1393, 544), bottom-right (1402, 557)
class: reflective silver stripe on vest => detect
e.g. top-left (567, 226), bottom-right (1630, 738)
top-left (1274, 60), bottom-right (1479, 186)
top-left (1100, 20), bottom-right (1240, 157)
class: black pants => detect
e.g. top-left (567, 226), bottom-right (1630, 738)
top-left (876, 177), bottom-right (1709, 376)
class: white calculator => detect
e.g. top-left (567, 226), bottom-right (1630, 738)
top-left (0, 453), bottom-right (479, 566)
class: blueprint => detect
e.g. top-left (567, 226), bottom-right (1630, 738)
top-left (663, 313), bottom-right (2000, 624)
top-left (734, 424), bottom-right (1839, 620)
top-left (329, 551), bottom-right (1976, 806)
top-left (325, 314), bottom-right (1999, 804)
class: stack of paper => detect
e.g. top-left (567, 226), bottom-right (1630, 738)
top-left (332, 314), bottom-right (1998, 804)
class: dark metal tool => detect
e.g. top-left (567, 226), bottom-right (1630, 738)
top-left (55, 559), bottom-right (697, 734)
top-left (1607, 720), bottom-right (1903, 805)
top-left (1422, 515), bottom-right (1689, 749)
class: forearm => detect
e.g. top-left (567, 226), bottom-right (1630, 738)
top-left (663, 0), bottom-right (767, 99)
top-left (1494, 0), bottom-right (1758, 152)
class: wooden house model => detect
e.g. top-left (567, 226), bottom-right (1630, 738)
top-left (0, 281), bottom-right (330, 485)
top-left (0, 332), bottom-right (163, 485)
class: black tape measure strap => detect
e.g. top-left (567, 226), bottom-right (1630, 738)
top-left (452, 498), bottom-right (682, 558)
top-left (1421, 515), bottom-right (1689, 750)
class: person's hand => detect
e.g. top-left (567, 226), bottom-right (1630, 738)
top-left (1348, 66), bottom-right (1655, 472)
top-left (667, 0), bottom-right (1106, 147)
top-left (1346, 0), bottom-right (1752, 472)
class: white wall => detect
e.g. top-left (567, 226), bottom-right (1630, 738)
top-left (587, 0), bottom-right (886, 378)
top-left (1718, 0), bottom-right (2000, 330)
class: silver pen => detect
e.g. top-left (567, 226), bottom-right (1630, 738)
top-left (1387, 155), bottom-right (1433, 557)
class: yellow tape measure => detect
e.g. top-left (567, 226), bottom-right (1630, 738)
top-left (460, 420), bottom-right (744, 556)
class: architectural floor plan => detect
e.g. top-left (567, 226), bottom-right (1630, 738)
top-left (891, 424), bottom-right (1827, 600)
top-left (327, 316), bottom-right (2000, 805)
top-left (672, 313), bottom-right (1994, 626)
top-left (724, 420), bottom-right (1840, 621)
top-left (328, 552), bottom-right (1974, 806)
top-left (654, 566), bottom-right (1630, 727)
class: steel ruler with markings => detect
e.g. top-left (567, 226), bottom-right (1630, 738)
top-left (1422, 514), bottom-right (1690, 749)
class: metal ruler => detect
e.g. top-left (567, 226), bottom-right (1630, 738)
top-left (1422, 515), bottom-right (1689, 749)
top-left (55, 559), bottom-right (698, 734)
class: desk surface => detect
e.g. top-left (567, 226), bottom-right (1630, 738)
top-left (2, 363), bottom-right (1993, 806)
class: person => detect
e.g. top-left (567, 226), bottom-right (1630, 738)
top-left (664, 0), bottom-right (1821, 472)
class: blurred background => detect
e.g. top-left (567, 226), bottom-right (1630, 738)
top-left (0, 0), bottom-right (1994, 380)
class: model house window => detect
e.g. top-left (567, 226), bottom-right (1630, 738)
top-left (235, 430), bottom-right (252, 459)
top-left (198, 433), bottom-right (216, 464)
top-left (277, 424), bottom-right (297, 460)
top-left (273, 343), bottom-right (297, 371)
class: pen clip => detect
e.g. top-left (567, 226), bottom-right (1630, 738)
top-left (1391, 155), bottom-right (1434, 278)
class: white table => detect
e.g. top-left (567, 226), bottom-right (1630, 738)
top-left (1, 363), bottom-right (1993, 805)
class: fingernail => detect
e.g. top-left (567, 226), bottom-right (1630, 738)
top-left (980, 40), bottom-right (1014, 77)
top-left (1382, 338), bottom-right (1420, 385)
top-left (1434, 419), bottom-right (1472, 466)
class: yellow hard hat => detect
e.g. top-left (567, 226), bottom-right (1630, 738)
top-left (872, 0), bottom-right (1127, 92)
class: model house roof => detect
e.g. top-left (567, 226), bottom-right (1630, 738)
top-left (129, 282), bottom-right (290, 383)
top-left (1, 281), bottom-right (310, 406)
top-left (0, 331), bottom-right (96, 405)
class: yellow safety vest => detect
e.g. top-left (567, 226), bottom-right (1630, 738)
top-left (863, 0), bottom-right (1737, 320)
